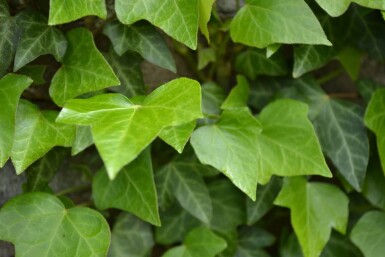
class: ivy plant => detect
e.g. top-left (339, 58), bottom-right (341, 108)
top-left (0, 0), bottom-right (385, 256)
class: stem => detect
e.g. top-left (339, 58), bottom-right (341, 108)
top-left (55, 184), bottom-right (91, 197)
top-left (316, 68), bottom-right (343, 85)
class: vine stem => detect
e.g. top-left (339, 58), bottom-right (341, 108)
top-left (55, 184), bottom-right (91, 197)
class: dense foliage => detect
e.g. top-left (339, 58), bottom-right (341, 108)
top-left (1, 0), bottom-right (385, 256)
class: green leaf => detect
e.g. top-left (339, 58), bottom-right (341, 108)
top-left (320, 233), bottom-right (363, 257)
top-left (49, 28), bottom-right (119, 106)
top-left (14, 10), bottom-right (67, 71)
top-left (364, 89), bottom-right (385, 172)
top-left (221, 76), bottom-right (250, 110)
top-left (108, 213), bottom-right (154, 257)
top-left (11, 100), bottom-right (75, 173)
top-left (355, 79), bottom-right (384, 103)
top-left (93, 150), bottom-right (160, 226)
top-left (294, 78), bottom-right (369, 190)
top-left (275, 177), bottom-right (349, 257)
top-left (337, 46), bottom-right (363, 80)
top-left (230, 0), bottom-right (331, 48)
top-left (235, 227), bottom-right (275, 257)
top-left (0, 0), bottom-right (17, 76)
top-left (201, 82), bottom-right (226, 116)
top-left (198, 47), bottom-right (216, 70)
top-left (159, 121), bottom-right (196, 153)
top-left (163, 227), bottom-right (227, 257)
top-left (57, 78), bottom-right (202, 179)
top-left (266, 44), bottom-right (281, 58)
top-left (351, 211), bottom-right (385, 257)
top-left (249, 77), bottom-right (288, 110)
top-left (199, 0), bottom-right (215, 42)
top-left (363, 157), bottom-right (385, 210)
top-left (72, 126), bottom-right (93, 155)
top-left (155, 202), bottom-right (201, 245)
top-left (24, 148), bottom-right (66, 192)
top-left (115, 0), bottom-right (199, 49)
top-left (315, 0), bottom-right (385, 17)
top-left (235, 49), bottom-right (287, 80)
top-left (0, 74), bottom-right (32, 167)
top-left (18, 65), bottom-right (46, 85)
top-left (103, 21), bottom-right (176, 72)
top-left (0, 193), bottom-right (110, 256)
top-left (48, 0), bottom-right (107, 25)
top-left (104, 48), bottom-right (145, 97)
top-left (246, 176), bottom-right (282, 225)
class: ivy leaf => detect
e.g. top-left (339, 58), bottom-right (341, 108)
top-left (93, 149), bottom-right (160, 226)
top-left (249, 77), bottom-right (288, 110)
top-left (72, 126), bottom-right (93, 155)
top-left (0, 74), bottom-right (32, 167)
top-left (364, 89), bottom-right (385, 172)
top-left (246, 176), bottom-right (282, 225)
top-left (159, 122), bottom-right (196, 153)
top-left (0, 0), bottom-right (17, 76)
top-left (115, 0), bottom-right (199, 49)
top-left (351, 211), bottom-right (385, 257)
top-left (315, 0), bottom-right (385, 17)
top-left (108, 213), bottom-right (154, 257)
top-left (363, 157), bottom-right (385, 210)
top-left (18, 65), bottom-right (46, 85)
top-left (11, 100), bottom-right (75, 173)
top-left (275, 177), bottom-right (349, 257)
top-left (198, 47), bottom-right (216, 70)
top-left (49, 28), bottom-right (119, 106)
top-left (235, 227), bottom-right (275, 257)
top-left (266, 44), bottom-right (281, 58)
top-left (294, 78), bottom-right (369, 191)
top-left (14, 11), bottom-right (67, 71)
top-left (163, 227), bottom-right (227, 257)
top-left (48, 0), bottom-right (107, 25)
top-left (199, 0), bottom-right (215, 42)
top-left (337, 46), bottom-right (363, 80)
top-left (230, 0), bottom-right (331, 48)
top-left (103, 21), bottom-right (176, 72)
top-left (57, 78), bottom-right (202, 179)
top-left (221, 75), bottom-right (250, 110)
top-left (356, 79), bottom-right (384, 104)
top-left (321, 233), bottom-right (363, 257)
top-left (235, 49), bottom-right (287, 80)
top-left (0, 193), bottom-right (110, 256)
top-left (202, 82), bottom-right (226, 116)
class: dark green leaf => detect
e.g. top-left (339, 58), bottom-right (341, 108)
top-left (18, 65), bottom-right (46, 85)
top-left (320, 233), bottom-right (363, 257)
top-left (363, 157), bottom-right (385, 210)
top-left (355, 79), bottom-right (384, 103)
top-left (235, 227), bottom-right (275, 257)
top-left (0, 0), bottom-right (17, 76)
top-left (201, 82), bottom-right (226, 116)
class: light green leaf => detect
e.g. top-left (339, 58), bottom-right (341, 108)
top-left (351, 211), bottom-right (385, 257)
top-left (315, 0), bottom-right (385, 17)
top-left (72, 126), bottom-right (93, 155)
top-left (0, 193), bottom-right (110, 257)
top-left (48, 0), bottom-right (107, 25)
top-left (382, 10), bottom-right (385, 19)
top-left (115, 0), bottom-right (199, 49)
top-left (363, 157), bottom-right (385, 210)
top-left (246, 176), bottom-right (282, 225)
top-left (0, 74), bottom-right (32, 167)
top-left (198, 47), bottom-right (216, 70)
top-left (235, 48), bottom-right (287, 80)
top-left (103, 21), bottom-right (176, 72)
top-left (155, 202), bottom-right (201, 245)
top-left (199, 0), bottom-right (215, 42)
top-left (275, 177), bottom-right (349, 257)
top-left (230, 0), bottom-right (331, 48)
top-left (202, 82), bottom-right (226, 116)
top-left (108, 213), bottom-right (154, 257)
top-left (49, 28), bottom-right (119, 106)
top-left (364, 89), bottom-right (385, 172)
top-left (93, 150), bottom-right (160, 226)
top-left (221, 75), bottom-right (250, 110)
top-left (337, 47), bottom-right (363, 80)
top-left (57, 78), bottom-right (202, 179)
top-left (163, 227), bottom-right (227, 257)
top-left (159, 122), bottom-right (196, 153)
top-left (0, 0), bottom-right (17, 76)
top-left (266, 44), bottom-right (281, 58)
top-left (14, 11), bottom-right (67, 71)
top-left (11, 100), bottom-right (75, 173)
top-left (18, 65), bottom-right (46, 85)
top-left (104, 48), bottom-right (145, 97)
top-left (235, 227), bottom-right (275, 257)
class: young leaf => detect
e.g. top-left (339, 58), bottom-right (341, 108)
top-left (0, 193), bottom-right (110, 257)
top-left (275, 177), bottom-right (349, 257)
top-left (103, 21), bottom-right (176, 72)
top-left (199, 0), bottom-right (215, 42)
top-left (108, 213), bottom-right (154, 257)
top-left (57, 78), bottom-right (202, 179)
top-left (48, 0), bottom-right (107, 25)
top-left (230, 0), bottom-right (331, 48)
top-left (0, 74), bottom-right (32, 167)
top-left (315, 0), bottom-right (385, 17)
top-left (235, 49), bottom-right (287, 80)
top-left (221, 75), bottom-right (250, 110)
top-left (93, 150), bottom-right (160, 226)
top-left (159, 121), bottom-right (196, 153)
top-left (163, 227), bottom-right (227, 257)
top-left (246, 176), bottom-right (283, 225)
top-left (364, 89), bottom-right (385, 172)
top-left (0, 0), bottom-right (17, 76)
top-left (11, 100), bottom-right (75, 173)
top-left (115, 0), bottom-right (199, 49)
top-left (49, 28), bottom-right (119, 106)
top-left (351, 211), bottom-right (385, 257)
top-left (14, 11), bottom-right (67, 71)
top-left (104, 49), bottom-right (145, 97)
